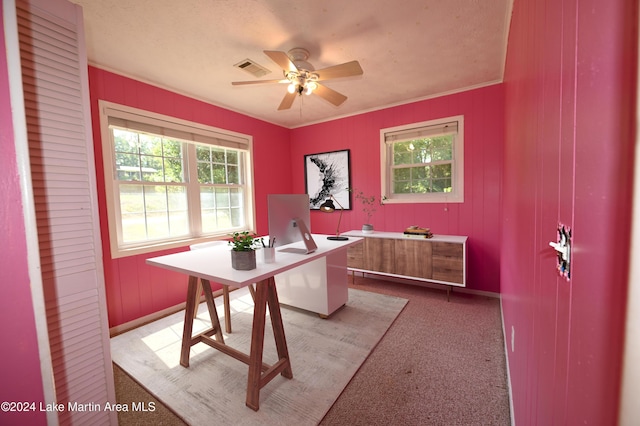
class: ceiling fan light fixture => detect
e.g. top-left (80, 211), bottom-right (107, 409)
top-left (232, 48), bottom-right (363, 110)
top-left (305, 82), bottom-right (317, 95)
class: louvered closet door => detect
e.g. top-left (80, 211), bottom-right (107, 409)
top-left (16, 0), bottom-right (116, 424)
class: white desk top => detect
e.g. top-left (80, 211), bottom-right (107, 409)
top-left (146, 234), bottom-right (363, 288)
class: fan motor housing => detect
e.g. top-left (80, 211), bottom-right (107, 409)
top-left (288, 47), bottom-right (315, 71)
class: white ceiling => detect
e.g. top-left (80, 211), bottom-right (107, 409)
top-left (69, 0), bottom-right (513, 129)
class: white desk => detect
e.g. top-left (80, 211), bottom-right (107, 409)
top-left (146, 235), bottom-right (361, 410)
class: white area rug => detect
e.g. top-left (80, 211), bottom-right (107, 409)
top-left (111, 287), bottom-right (407, 425)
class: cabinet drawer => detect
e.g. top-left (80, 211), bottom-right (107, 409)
top-left (347, 240), bottom-right (365, 269)
top-left (432, 242), bottom-right (463, 257)
top-left (343, 232), bottom-right (467, 288)
top-left (432, 256), bottom-right (464, 284)
top-left (432, 242), bottom-right (464, 284)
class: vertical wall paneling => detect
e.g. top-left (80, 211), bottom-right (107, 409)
top-left (290, 84), bottom-right (505, 294)
top-left (502, 0), bottom-right (636, 424)
top-left (88, 68), bottom-right (292, 328)
top-left (17, 0), bottom-right (116, 424)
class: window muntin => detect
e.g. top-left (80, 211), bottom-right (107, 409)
top-left (100, 101), bottom-right (254, 257)
top-left (381, 116), bottom-right (464, 203)
top-left (391, 135), bottom-right (454, 194)
top-left (112, 128), bottom-right (190, 245)
top-left (197, 145), bottom-right (245, 234)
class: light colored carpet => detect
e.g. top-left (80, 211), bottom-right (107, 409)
top-left (111, 287), bottom-right (407, 426)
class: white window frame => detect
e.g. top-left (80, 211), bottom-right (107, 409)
top-left (380, 115), bottom-right (464, 204)
top-left (99, 100), bottom-right (255, 258)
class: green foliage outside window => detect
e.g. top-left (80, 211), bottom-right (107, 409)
top-left (114, 129), bottom-right (184, 183)
top-left (196, 145), bottom-right (240, 184)
top-left (112, 128), bottom-right (246, 244)
top-left (392, 135), bottom-right (454, 194)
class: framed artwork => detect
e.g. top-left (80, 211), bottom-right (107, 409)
top-left (304, 149), bottom-right (351, 210)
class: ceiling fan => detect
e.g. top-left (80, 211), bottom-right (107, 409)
top-left (232, 48), bottom-right (363, 111)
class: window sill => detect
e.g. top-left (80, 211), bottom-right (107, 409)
top-left (382, 194), bottom-right (464, 204)
top-left (110, 236), bottom-right (233, 259)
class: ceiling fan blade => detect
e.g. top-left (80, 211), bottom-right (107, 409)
top-left (278, 92), bottom-right (297, 110)
top-left (315, 60), bottom-right (363, 80)
top-left (314, 83), bottom-right (348, 106)
top-left (232, 79), bottom-right (287, 86)
top-left (264, 50), bottom-right (298, 73)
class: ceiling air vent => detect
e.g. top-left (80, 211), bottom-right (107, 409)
top-left (234, 59), bottom-right (271, 78)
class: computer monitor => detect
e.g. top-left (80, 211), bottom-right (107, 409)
top-left (267, 194), bottom-right (317, 253)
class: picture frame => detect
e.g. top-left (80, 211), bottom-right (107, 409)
top-left (304, 149), bottom-right (351, 210)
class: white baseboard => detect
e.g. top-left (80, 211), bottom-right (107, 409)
top-left (500, 296), bottom-right (516, 426)
top-left (109, 287), bottom-right (227, 337)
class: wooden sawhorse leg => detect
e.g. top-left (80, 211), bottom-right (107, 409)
top-left (192, 279), bottom-right (232, 334)
top-left (180, 276), bottom-right (292, 411)
top-left (180, 276), bottom-right (225, 367)
top-left (245, 276), bottom-right (293, 411)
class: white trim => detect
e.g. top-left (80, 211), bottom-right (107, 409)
top-left (99, 100), bottom-right (256, 258)
top-left (619, 15), bottom-right (640, 425)
top-left (501, 296), bottom-right (516, 426)
top-left (3, 1), bottom-right (58, 423)
top-left (87, 64), bottom-right (502, 130)
top-left (380, 115), bottom-right (464, 204)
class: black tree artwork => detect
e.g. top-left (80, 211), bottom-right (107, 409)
top-left (304, 150), bottom-right (351, 210)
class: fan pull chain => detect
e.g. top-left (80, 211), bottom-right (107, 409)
top-left (299, 94), bottom-right (303, 118)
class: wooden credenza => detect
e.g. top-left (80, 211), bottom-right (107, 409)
top-left (342, 231), bottom-right (468, 295)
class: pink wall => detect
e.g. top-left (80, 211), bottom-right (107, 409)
top-left (88, 68), bottom-right (292, 327)
top-left (291, 84), bottom-right (504, 293)
top-left (0, 11), bottom-right (47, 426)
top-left (90, 68), bottom-right (504, 326)
top-left (501, 0), bottom-right (636, 424)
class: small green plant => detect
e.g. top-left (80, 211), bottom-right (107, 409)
top-left (229, 231), bottom-right (259, 251)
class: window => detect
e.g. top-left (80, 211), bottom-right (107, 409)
top-left (380, 116), bottom-right (464, 203)
top-left (99, 101), bottom-right (254, 257)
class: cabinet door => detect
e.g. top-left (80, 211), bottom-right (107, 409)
top-left (432, 242), bottom-right (464, 284)
top-left (394, 239), bottom-right (433, 279)
top-left (364, 238), bottom-right (395, 273)
top-left (347, 240), bottom-right (365, 269)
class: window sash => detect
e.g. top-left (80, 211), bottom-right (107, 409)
top-left (390, 134), bottom-right (455, 195)
top-left (116, 181), bottom-right (190, 245)
top-left (106, 109), bottom-right (249, 151)
top-left (380, 116), bottom-right (464, 203)
top-left (384, 121), bottom-right (458, 144)
top-left (100, 101), bottom-right (254, 257)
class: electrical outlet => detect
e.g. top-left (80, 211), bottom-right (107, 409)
top-left (511, 325), bottom-right (515, 352)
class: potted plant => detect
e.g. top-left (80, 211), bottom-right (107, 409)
top-left (229, 231), bottom-right (259, 270)
top-left (352, 189), bottom-right (385, 234)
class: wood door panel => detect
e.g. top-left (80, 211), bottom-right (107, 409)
top-left (394, 239), bottom-right (432, 279)
top-left (364, 238), bottom-right (395, 273)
